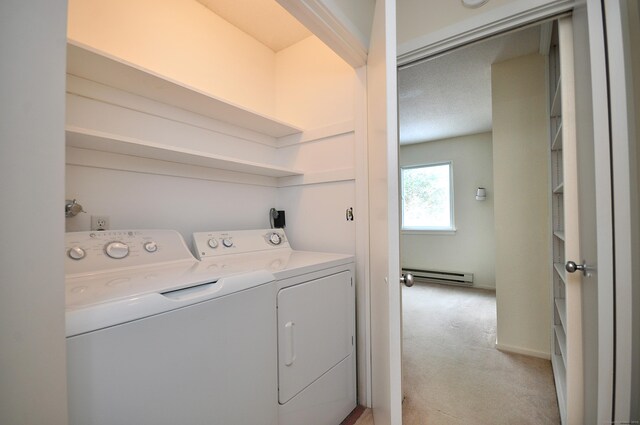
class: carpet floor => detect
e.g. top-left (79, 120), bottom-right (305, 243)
top-left (401, 282), bottom-right (560, 425)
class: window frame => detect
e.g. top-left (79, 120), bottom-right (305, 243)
top-left (400, 161), bottom-right (456, 233)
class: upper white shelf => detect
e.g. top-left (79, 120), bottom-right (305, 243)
top-left (66, 41), bottom-right (304, 138)
top-left (66, 127), bottom-right (303, 178)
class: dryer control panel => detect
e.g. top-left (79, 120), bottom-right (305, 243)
top-left (193, 229), bottom-right (290, 260)
top-left (65, 229), bottom-right (195, 276)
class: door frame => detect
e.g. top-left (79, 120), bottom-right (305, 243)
top-left (394, 0), bottom-right (615, 423)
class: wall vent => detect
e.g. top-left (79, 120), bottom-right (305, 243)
top-left (402, 268), bottom-right (473, 286)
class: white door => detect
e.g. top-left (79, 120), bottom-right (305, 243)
top-left (367, 0), bottom-right (401, 424)
top-left (603, 0), bottom-right (640, 420)
top-left (277, 272), bottom-right (353, 403)
top-left (554, 17), bottom-right (586, 424)
top-left (567, 1), bottom-right (616, 422)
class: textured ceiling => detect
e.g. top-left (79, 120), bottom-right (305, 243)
top-left (398, 26), bottom-right (542, 145)
top-left (196, 0), bottom-right (312, 52)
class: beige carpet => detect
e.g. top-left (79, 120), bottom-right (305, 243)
top-left (401, 282), bottom-right (560, 425)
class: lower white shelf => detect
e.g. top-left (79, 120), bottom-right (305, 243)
top-left (66, 127), bottom-right (303, 178)
top-left (551, 352), bottom-right (567, 423)
top-left (554, 325), bottom-right (567, 368)
top-left (555, 298), bottom-right (567, 331)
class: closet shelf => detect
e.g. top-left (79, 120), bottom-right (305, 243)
top-left (555, 297), bottom-right (567, 331)
top-left (66, 127), bottom-right (303, 178)
top-left (555, 324), bottom-right (567, 368)
top-left (553, 182), bottom-right (564, 194)
top-left (554, 230), bottom-right (565, 241)
top-left (551, 77), bottom-right (562, 117)
top-left (551, 122), bottom-right (563, 151)
top-left (554, 262), bottom-right (567, 284)
top-left (66, 41), bottom-right (304, 138)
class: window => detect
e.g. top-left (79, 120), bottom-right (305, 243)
top-left (401, 162), bottom-right (454, 231)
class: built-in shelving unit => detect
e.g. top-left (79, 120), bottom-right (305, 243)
top-left (548, 26), bottom-right (567, 424)
top-left (66, 41), bottom-right (304, 139)
top-left (66, 127), bottom-right (303, 178)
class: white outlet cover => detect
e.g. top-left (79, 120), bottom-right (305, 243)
top-left (91, 215), bottom-right (110, 231)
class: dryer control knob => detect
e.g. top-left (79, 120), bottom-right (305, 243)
top-left (268, 233), bottom-right (282, 245)
top-left (105, 241), bottom-right (129, 259)
top-left (222, 238), bottom-right (233, 248)
top-left (68, 246), bottom-right (86, 260)
top-left (144, 241), bottom-right (158, 253)
top-left (208, 238), bottom-right (219, 249)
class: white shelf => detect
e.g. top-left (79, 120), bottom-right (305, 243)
top-left (555, 325), bottom-right (567, 368)
top-left (554, 262), bottom-right (567, 284)
top-left (553, 182), bottom-right (564, 194)
top-left (554, 230), bottom-right (565, 241)
top-left (551, 353), bottom-right (567, 423)
top-left (555, 297), bottom-right (567, 331)
top-left (66, 127), bottom-right (303, 178)
top-left (66, 41), bottom-right (303, 138)
top-left (551, 77), bottom-right (562, 117)
top-left (551, 122), bottom-right (563, 151)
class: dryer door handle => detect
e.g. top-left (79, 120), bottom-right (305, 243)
top-left (284, 321), bottom-right (296, 366)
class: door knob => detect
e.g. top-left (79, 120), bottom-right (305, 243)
top-left (401, 273), bottom-right (414, 287)
top-left (565, 260), bottom-right (587, 276)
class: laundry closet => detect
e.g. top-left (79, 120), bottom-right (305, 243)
top-left (64, 0), bottom-right (358, 256)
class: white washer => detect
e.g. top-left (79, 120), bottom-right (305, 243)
top-left (192, 229), bottom-right (357, 425)
top-left (65, 229), bottom-right (278, 425)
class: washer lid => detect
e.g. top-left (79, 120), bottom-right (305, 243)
top-left (66, 268), bottom-right (274, 338)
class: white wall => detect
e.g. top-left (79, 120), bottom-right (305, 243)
top-left (0, 1), bottom-right (68, 424)
top-left (65, 165), bottom-right (278, 245)
top-left (68, 0), bottom-right (277, 117)
top-left (65, 1), bottom-right (358, 258)
top-left (275, 36), bottom-right (355, 130)
top-left (399, 132), bottom-right (496, 289)
top-left (491, 53), bottom-right (551, 357)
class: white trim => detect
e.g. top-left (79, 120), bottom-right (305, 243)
top-left (539, 20), bottom-right (553, 55)
top-left (401, 229), bottom-right (457, 235)
top-left (354, 66), bottom-right (372, 407)
top-left (276, 120), bottom-right (355, 147)
top-left (605, 0), bottom-right (637, 419)
top-left (397, 0), bottom-right (575, 66)
top-left (495, 342), bottom-right (551, 360)
top-left (276, 0), bottom-right (368, 68)
top-left (277, 168), bottom-right (355, 187)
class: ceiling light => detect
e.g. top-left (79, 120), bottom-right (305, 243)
top-left (462, 0), bottom-right (490, 8)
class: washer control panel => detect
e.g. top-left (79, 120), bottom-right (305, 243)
top-left (65, 230), bottom-right (195, 276)
top-left (193, 229), bottom-right (290, 260)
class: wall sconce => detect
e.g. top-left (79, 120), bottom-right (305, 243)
top-left (475, 187), bottom-right (487, 201)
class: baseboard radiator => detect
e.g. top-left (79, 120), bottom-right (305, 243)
top-left (402, 268), bottom-right (473, 286)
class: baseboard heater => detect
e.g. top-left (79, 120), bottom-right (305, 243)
top-left (402, 268), bottom-right (473, 286)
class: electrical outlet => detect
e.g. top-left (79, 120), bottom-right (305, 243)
top-left (91, 215), bottom-right (110, 231)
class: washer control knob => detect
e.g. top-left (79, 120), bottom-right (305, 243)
top-left (144, 241), bottom-right (158, 253)
top-left (208, 238), bottom-right (219, 249)
top-left (268, 233), bottom-right (282, 245)
top-left (222, 238), bottom-right (233, 248)
top-left (68, 246), bottom-right (86, 260)
top-left (105, 242), bottom-right (129, 259)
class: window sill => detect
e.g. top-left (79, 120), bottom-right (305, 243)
top-left (401, 228), bottom-right (457, 235)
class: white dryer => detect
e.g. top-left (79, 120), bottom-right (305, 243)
top-left (192, 229), bottom-right (357, 425)
top-left (65, 229), bottom-right (278, 425)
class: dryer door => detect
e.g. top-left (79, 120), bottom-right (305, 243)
top-left (277, 270), bottom-right (353, 404)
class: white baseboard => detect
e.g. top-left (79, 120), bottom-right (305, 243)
top-left (495, 342), bottom-right (551, 360)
